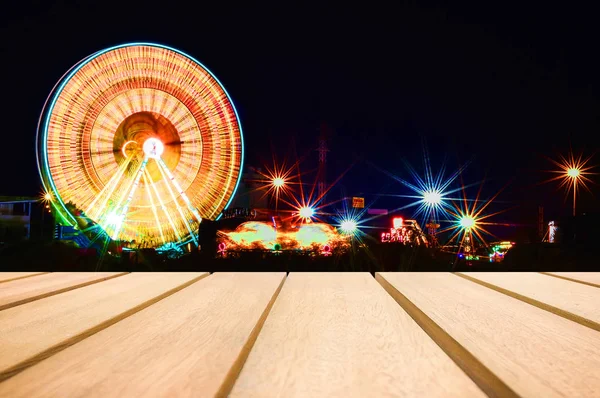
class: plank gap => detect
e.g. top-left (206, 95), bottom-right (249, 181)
top-left (455, 273), bottom-right (600, 332)
top-left (0, 273), bottom-right (49, 284)
top-left (215, 274), bottom-right (287, 397)
top-left (539, 272), bottom-right (600, 289)
top-left (0, 272), bottom-right (129, 312)
top-left (375, 273), bottom-right (519, 398)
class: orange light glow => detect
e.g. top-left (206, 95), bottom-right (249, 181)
top-left (272, 177), bottom-right (285, 188)
top-left (567, 168), bottom-right (580, 178)
top-left (218, 221), bottom-right (350, 252)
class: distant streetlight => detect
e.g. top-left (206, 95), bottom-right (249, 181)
top-left (567, 168), bottom-right (580, 178)
top-left (544, 150), bottom-right (594, 218)
top-left (299, 206), bottom-right (314, 220)
top-left (459, 215), bottom-right (475, 230)
top-left (423, 190), bottom-right (442, 206)
top-left (340, 219), bottom-right (358, 234)
top-left (272, 177), bottom-right (285, 188)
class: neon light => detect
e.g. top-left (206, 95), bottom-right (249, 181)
top-left (393, 217), bottom-right (403, 229)
top-left (121, 140), bottom-right (138, 157)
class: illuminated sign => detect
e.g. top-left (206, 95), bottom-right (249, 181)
top-left (352, 197), bottom-right (365, 208)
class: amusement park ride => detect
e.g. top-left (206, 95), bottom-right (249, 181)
top-left (37, 43), bottom-right (243, 254)
top-left (380, 217), bottom-right (429, 246)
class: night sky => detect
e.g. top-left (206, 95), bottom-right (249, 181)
top-left (2, 1), bottom-right (599, 234)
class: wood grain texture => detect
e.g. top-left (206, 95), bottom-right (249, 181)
top-left (0, 272), bottom-right (128, 311)
top-left (0, 272), bottom-right (48, 284)
top-left (458, 272), bottom-right (600, 331)
top-left (0, 272), bottom-right (207, 382)
top-left (542, 272), bottom-right (600, 288)
top-left (230, 272), bottom-right (485, 398)
top-left (378, 272), bottom-right (600, 398)
top-left (0, 273), bottom-right (285, 398)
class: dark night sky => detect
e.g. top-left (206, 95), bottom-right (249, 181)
top-left (2, 1), bottom-right (599, 230)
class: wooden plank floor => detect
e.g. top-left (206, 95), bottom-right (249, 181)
top-left (0, 272), bottom-right (128, 311)
top-left (231, 273), bottom-right (484, 398)
top-left (378, 272), bottom-right (600, 398)
top-left (0, 272), bottom-right (598, 397)
top-left (0, 273), bottom-right (284, 398)
top-left (457, 272), bottom-right (600, 330)
top-left (0, 272), bottom-right (206, 382)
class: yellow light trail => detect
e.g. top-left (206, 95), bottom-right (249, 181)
top-left (112, 158), bottom-right (149, 240)
top-left (156, 158), bottom-right (198, 246)
top-left (144, 168), bottom-right (181, 242)
top-left (86, 155), bottom-right (132, 218)
top-left (98, 158), bottom-right (144, 233)
top-left (156, 157), bottom-right (202, 223)
top-left (142, 171), bottom-right (166, 244)
top-left (121, 140), bottom-right (138, 157)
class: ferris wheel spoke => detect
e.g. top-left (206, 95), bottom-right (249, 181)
top-left (88, 155), bottom-right (133, 219)
top-left (142, 170), bottom-right (166, 245)
top-left (156, 157), bottom-right (203, 224)
top-left (144, 168), bottom-right (182, 242)
top-left (111, 157), bottom-right (150, 240)
top-left (155, 157), bottom-right (198, 246)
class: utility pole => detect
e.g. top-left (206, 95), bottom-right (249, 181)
top-left (316, 124), bottom-right (329, 203)
top-left (573, 179), bottom-right (577, 217)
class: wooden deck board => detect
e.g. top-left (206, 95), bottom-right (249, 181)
top-left (543, 272), bottom-right (600, 288)
top-left (0, 273), bottom-right (285, 398)
top-left (0, 272), bottom-right (48, 284)
top-left (0, 272), bottom-right (206, 382)
top-left (0, 272), bottom-right (128, 311)
top-left (230, 272), bottom-right (485, 398)
top-left (378, 272), bottom-right (600, 398)
top-left (458, 272), bottom-right (600, 330)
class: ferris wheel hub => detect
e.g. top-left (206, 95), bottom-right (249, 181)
top-left (142, 138), bottom-right (164, 159)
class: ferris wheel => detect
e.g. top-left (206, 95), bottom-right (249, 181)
top-left (37, 43), bottom-right (244, 248)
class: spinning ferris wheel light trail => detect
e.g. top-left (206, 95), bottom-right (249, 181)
top-left (37, 43), bottom-right (243, 248)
